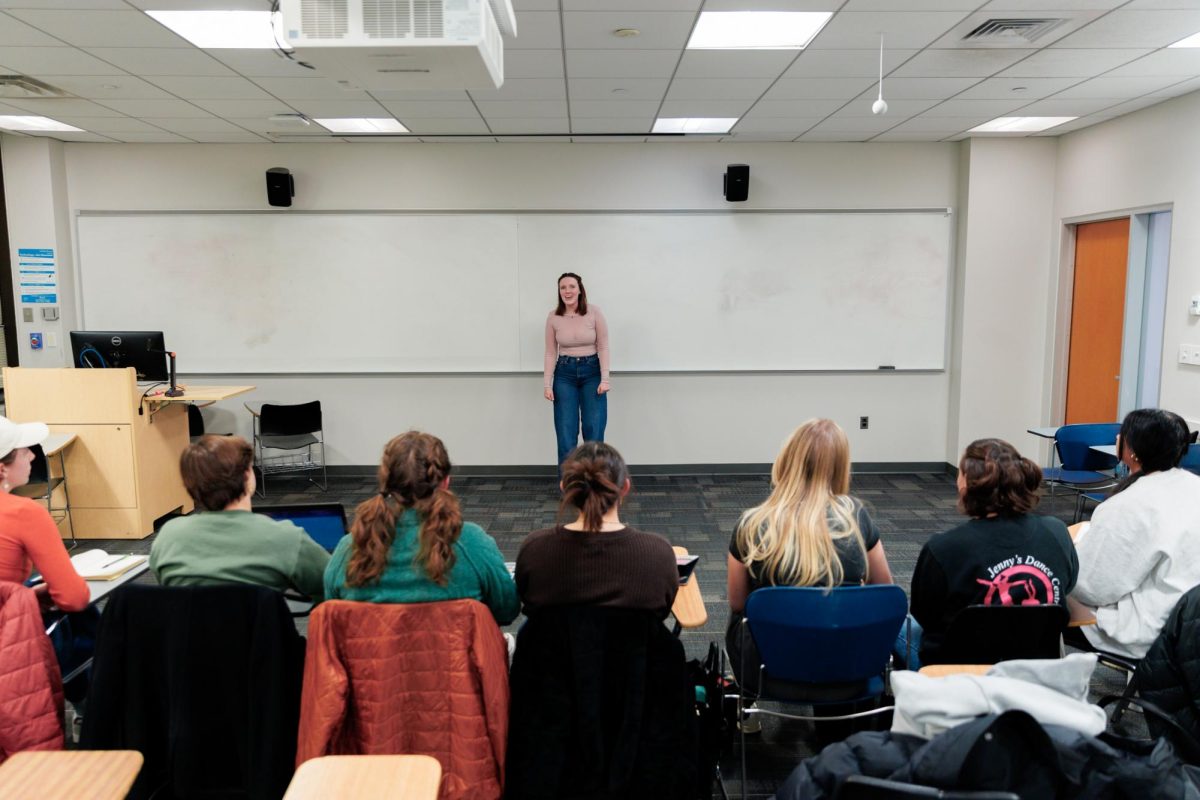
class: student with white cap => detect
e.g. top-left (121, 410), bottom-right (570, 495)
top-left (0, 415), bottom-right (89, 612)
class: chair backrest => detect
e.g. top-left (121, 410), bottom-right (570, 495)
top-left (1180, 443), bottom-right (1200, 475)
top-left (939, 604), bottom-right (1068, 665)
top-left (260, 401), bottom-right (322, 437)
top-left (744, 585), bottom-right (908, 684)
top-left (187, 404), bottom-right (205, 438)
top-left (26, 443), bottom-right (49, 484)
top-left (1054, 423), bottom-right (1120, 471)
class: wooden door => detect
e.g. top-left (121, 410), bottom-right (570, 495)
top-left (1065, 218), bottom-right (1129, 423)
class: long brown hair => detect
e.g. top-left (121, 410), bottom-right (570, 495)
top-left (734, 419), bottom-right (864, 588)
top-left (559, 441), bottom-right (628, 531)
top-left (554, 272), bottom-right (588, 316)
top-left (346, 431), bottom-right (463, 587)
top-left (957, 438), bottom-right (1041, 518)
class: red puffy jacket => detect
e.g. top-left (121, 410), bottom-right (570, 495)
top-left (296, 599), bottom-right (509, 800)
top-left (0, 582), bottom-right (64, 763)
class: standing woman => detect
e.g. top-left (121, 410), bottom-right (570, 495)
top-left (544, 272), bottom-right (610, 467)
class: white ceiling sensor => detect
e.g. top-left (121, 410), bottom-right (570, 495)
top-left (0, 115), bottom-right (84, 132)
top-left (687, 12), bottom-right (832, 50)
top-left (280, 0), bottom-right (516, 90)
top-left (652, 118), bottom-right (738, 134)
top-left (1169, 31), bottom-right (1200, 48)
top-left (969, 116), bottom-right (1077, 133)
top-left (314, 118), bottom-right (409, 133)
top-left (145, 10), bottom-right (284, 49)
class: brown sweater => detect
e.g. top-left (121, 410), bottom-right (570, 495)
top-left (515, 525), bottom-right (679, 618)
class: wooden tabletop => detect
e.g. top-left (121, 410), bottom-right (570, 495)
top-left (41, 432), bottom-right (77, 457)
top-left (285, 755), bottom-right (442, 800)
top-left (0, 750), bottom-right (143, 800)
top-left (672, 546), bottom-right (708, 629)
top-left (143, 385), bottom-right (255, 405)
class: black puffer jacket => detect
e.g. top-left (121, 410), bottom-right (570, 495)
top-left (775, 711), bottom-right (1198, 800)
top-left (1137, 585), bottom-right (1200, 746)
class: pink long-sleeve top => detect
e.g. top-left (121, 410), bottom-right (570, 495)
top-left (543, 306), bottom-right (610, 389)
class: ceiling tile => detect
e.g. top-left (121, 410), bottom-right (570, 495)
top-left (1052, 9), bottom-right (1200, 47)
top-left (504, 50), bottom-right (565, 79)
top-left (84, 47), bottom-right (235, 77)
top-left (657, 98), bottom-right (754, 116)
top-left (567, 78), bottom-right (669, 100)
top-left (566, 49), bottom-right (680, 78)
top-left (187, 132), bottom-right (269, 143)
top-left (674, 50), bottom-right (799, 79)
top-left (952, 76), bottom-right (1080, 99)
top-left (718, 133), bottom-right (801, 142)
top-left (785, 48), bottom-right (918, 77)
top-left (868, 76), bottom-right (980, 98)
top-left (997, 48), bottom-right (1151, 77)
top-left (870, 131), bottom-right (947, 141)
top-left (1103, 48), bottom-right (1200, 76)
top-left (0, 12), bottom-right (64, 46)
top-left (96, 130), bottom-right (191, 142)
top-left (501, 135), bottom-right (575, 142)
top-left (878, 116), bottom-right (983, 132)
top-left (731, 116), bottom-right (824, 133)
top-left (569, 99), bottom-right (662, 117)
top-left (563, 11), bottom-right (697, 49)
top-left (0, 97), bottom-right (125, 116)
top-left (250, 77), bottom-right (372, 100)
top-left (747, 98), bottom-right (846, 116)
top-left (121, 0), bottom-right (266, 9)
top-left (203, 50), bottom-right (314, 79)
top-left (0, 46), bottom-right (126, 76)
top-left (1123, 0), bottom-right (1200, 8)
top-left (1150, 75), bottom-right (1200, 96)
top-left (475, 99), bottom-right (568, 117)
top-left (369, 89), bottom-right (470, 101)
top-left (1015, 96), bottom-right (1126, 114)
top-left (47, 115), bottom-right (161, 132)
top-left (508, 12), bottom-right (563, 49)
top-left (513, 0), bottom-right (561, 9)
top-left (763, 77), bottom-right (879, 99)
top-left (192, 99), bottom-right (300, 117)
top-left (564, 0), bottom-right (701, 9)
top-left (487, 118), bottom-right (571, 133)
top-left (808, 114), bottom-right (906, 132)
top-left (402, 118), bottom-right (492, 134)
top-left (981, 0), bottom-right (1125, 9)
top-left (920, 97), bottom-right (1033, 115)
top-left (39, 131), bottom-right (118, 142)
top-left (417, 136), bottom-right (496, 142)
top-left (0, 0), bottom-right (127, 7)
top-left (892, 48), bottom-right (1037, 77)
top-left (147, 76), bottom-right (273, 100)
top-left (6, 9), bottom-right (187, 48)
top-left (836, 96), bottom-right (941, 116)
top-left (808, 11), bottom-right (975, 49)
top-left (46, 75), bottom-right (175, 100)
top-left (379, 100), bottom-right (482, 118)
top-left (665, 77), bottom-right (774, 99)
top-left (797, 129), bottom-right (874, 141)
top-left (844, 0), bottom-right (980, 7)
top-left (1051, 73), bottom-right (1186, 97)
top-left (98, 97), bottom-right (211, 117)
top-left (570, 118), bottom-right (655, 133)
top-left (140, 117), bottom-right (244, 133)
top-left (469, 78), bottom-right (567, 100)
top-left (225, 117), bottom-right (309, 134)
top-left (288, 99), bottom-right (392, 117)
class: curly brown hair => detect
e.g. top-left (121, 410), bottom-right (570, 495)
top-left (957, 438), bottom-right (1042, 519)
top-left (346, 431), bottom-right (463, 587)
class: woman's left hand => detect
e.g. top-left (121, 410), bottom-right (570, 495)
top-left (597, 382), bottom-right (610, 395)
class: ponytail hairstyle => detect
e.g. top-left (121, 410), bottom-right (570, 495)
top-left (734, 419), bottom-right (864, 589)
top-left (1112, 409), bottom-right (1190, 495)
top-left (554, 272), bottom-right (588, 317)
top-left (957, 438), bottom-right (1042, 518)
top-left (346, 431), bottom-right (463, 587)
top-left (559, 441), bottom-right (628, 531)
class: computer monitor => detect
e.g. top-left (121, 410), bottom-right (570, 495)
top-left (69, 331), bottom-right (169, 382)
top-left (257, 503), bottom-right (348, 553)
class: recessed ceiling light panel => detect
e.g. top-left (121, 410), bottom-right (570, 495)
top-left (969, 116), bottom-right (1077, 133)
top-left (1169, 31), bottom-right (1200, 48)
top-left (313, 118), bottom-right (409, 133)
top-left (652, 117), bottom-right (738, 134)
top-left (0, 115), bottom-right (83, 132)
top-left (686, 12), bottom-right (831, 50)
top-left (145, 10), bottom-right (285, 49)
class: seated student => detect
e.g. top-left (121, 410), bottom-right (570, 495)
top-left (515, 441), bottom-right (678, 618)
top-left (1069, 408), bottom-right (1200, 658)
top-left (324, 431), bottom-right (518, 624)
top-left (910, 438), bottom-right (1078, 667)
top-left (726, 419), bottom-right (894, 690)
top-left (151, 435), bottom-right (330, 600)
top-left (0, 416), bottom-right (89, 611)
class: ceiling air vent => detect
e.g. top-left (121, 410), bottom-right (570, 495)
top-left (0, 75), bottom-right (68, 99)
top-left (301, 0), bottom-right (349, 40)
top-left (962, 18), bottom-right (1066, 44)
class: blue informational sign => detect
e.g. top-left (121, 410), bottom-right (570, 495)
top-left (17, 248), bottom-right (54, 258)
top-left (21, 294), bottom-right (58, 303)
top-left (16, 247), bottom-right (56, 304)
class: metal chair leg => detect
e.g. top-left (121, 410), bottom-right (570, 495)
top-left (58, 450), bottom-right (77, 551)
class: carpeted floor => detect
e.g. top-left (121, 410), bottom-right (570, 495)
top-left (90, 470), bottom-right (1133, 799)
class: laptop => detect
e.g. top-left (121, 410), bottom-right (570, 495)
top-left (258, 502), bottom-right (348, 553)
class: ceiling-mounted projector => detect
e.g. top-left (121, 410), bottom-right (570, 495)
top-left (279, 0), bottom-right (517, 90)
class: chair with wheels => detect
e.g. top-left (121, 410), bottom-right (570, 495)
top-left (1043, 423), bottom-right (1120, 522)
top-left (13, 443), bottom-right (75, 549)
top-left (247, 401), bottom-right (327, 497)
top-left (933, 604), bottom-right (1069, 666)
top-left (735, 585), bottom-right (908, 800)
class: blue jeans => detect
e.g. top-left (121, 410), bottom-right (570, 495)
top-left (552, 354), bottom-right (607, 466)
top-left (894, 614), bottom-right (923, 671)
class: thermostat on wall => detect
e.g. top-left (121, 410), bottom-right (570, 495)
top-left (1190, 295), bottom-right (1200, 316)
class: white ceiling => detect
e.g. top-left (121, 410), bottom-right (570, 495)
top-left (1, 0), bottom-right (1199, 143)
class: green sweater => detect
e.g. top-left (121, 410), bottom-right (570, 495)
top-left (324, 509), bottom-right (519, 625)
top-left (150, 510), bottom-right (331, 601)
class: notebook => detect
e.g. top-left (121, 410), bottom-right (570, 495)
top-left (71, 549), bottom-right (148, 581)
top-left (258, 503), bottom-right (348, 552)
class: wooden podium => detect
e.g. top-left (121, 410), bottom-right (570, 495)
top-left (3, 367), bottom-right (251, 540)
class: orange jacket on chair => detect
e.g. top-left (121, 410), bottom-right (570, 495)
top-left (0, 582), bottom-right (64, 763)
top-left (296, 599), bottom-right (509, 800)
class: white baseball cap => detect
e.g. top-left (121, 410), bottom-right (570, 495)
top-left (0, 416), bottom-right (49, 460)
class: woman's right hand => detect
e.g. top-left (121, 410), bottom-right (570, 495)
top-left (544, 388), bottom-right (554, 402)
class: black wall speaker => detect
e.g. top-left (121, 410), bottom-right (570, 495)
top-left (723, 164), bottom-right (749, 202)
top-left (266, 167), bottom-right (294, 208)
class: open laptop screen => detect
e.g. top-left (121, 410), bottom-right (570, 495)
top-left (258, 503), bottom-right (348, 553)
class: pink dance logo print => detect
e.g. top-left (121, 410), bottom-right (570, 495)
top-left (977, 555), bottom-right (1062, 606)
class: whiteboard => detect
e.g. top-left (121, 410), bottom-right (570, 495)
top-left (76, 210), bottom-right (952, 373)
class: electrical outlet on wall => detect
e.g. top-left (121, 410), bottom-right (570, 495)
top-left (860, 416), bottom-right (869, 430)
top-left (1180, 344), bottom-right (1200, 366)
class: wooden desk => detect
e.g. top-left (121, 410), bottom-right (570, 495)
top-left (2, 368), bottom-right (254, 540)
top-left (144, 385), bottom-right (253, 418)
top-left (0, 750), bottom-right (143, 800)
top-left (671, 546), bottom-right (708, 632)
top-left (86, 558), bottom-right (151, 605)
top-left (284, 755), bottom-right (441, 800)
